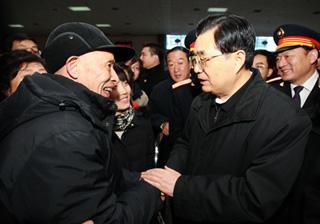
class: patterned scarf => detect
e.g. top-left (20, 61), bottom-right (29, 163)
top-left (113, 106), bottom-right (135, 131)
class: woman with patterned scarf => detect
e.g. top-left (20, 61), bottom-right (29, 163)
top-left (111, 64), bottom-right (155, 172)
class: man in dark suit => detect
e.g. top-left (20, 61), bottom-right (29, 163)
top-left (273, 24), bottom-right (320, 224)
top-left (139, 43), bottom-right (168, 96)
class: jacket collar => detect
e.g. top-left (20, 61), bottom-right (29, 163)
top-left (195, 69), bottom-right (267, 132)
top-left (0, 73), bottom-right (116, 140)
top-left (281, 75), bottom-right (320, 120)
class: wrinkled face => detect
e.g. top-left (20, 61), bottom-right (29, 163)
top-left (140, 47), bottom-right (158, 69)
top-left (11, 39), bottom-right (40, 56)
top-left (110, 79), bottom-right (131, 112)
top-left (276, 47), bottom-right (317, 85)
top-left (252, 54), bottom-right (272, 80)
top-left (167, 50), bottom-right (190, 82)
top-left (76, 51), bottom-right (119, 98)
top-left (8, 62), bottom-right (46, 96)
top-left (194, 30), bottom-right (237, 96)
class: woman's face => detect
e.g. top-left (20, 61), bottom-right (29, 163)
top-left (130, 61), bottom-right (141, 80)
top-left (8, 61), bottom-right (46, 96)
top-left (110, 79), bottom-right (132, 112)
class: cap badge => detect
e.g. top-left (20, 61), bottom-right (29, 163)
top-left (277, 28), bottom-right (285, 39)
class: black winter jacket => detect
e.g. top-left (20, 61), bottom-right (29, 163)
top-left (112, 111), bottom-right (155, 172)
top-left (0, 74), bottom-right (160, 224)
top-left (167, 72), bottom-right (312, 224)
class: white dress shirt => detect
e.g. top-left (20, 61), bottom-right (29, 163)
top-left (291, 70), bottom-right (319, 107)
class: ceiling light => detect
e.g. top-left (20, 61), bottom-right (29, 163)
top-left (96, 24), bottom-right (111, 28)
top-left (68, 6), bottom-right (91, 12)
top-left (8, 24), bottom-right (24, 28)
top-left (207, 7), bottom-right (228, 13)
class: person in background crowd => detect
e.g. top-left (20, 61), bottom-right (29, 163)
top-left (139, 43), bottom-right (167, 96)
top-left (0, 49), bottom-right (46, 97)
top-left (125, 56), bottom-right (149, 109)
top-left (273, 23), bottom-right (320, 224)
top-left (168, 33), bottom-right (202, 145)
top-left (252, 49), bottom-right (282, 85)
top-left (0, 22), bottom-right (161, 223)
top-left (110, 64), bottom-right (155, 172)
top-left (5, 33), bottom-right (41, 56)
top-left (142, 14), bottom-right (311, 224)
top-left (252, 50), bottom-right (273, 79)
top-left (148, 46), bottom-right (191, 167)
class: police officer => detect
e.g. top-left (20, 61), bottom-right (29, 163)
top-left (169, 32), bottom-right (202, 145)
top-left (273, 23), bottom-right (320, 224)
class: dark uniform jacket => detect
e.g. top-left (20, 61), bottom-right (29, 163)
top-left (166, 71), bottom-right (311, 223)
top-left (170, 80), bottom-right (202, 144)
top-left (0, 74), bottom-right (160, 224)
top-left (149, 78), bottom-right (174, 167)
top-left (274, 76), bottom-right (320, 224)
top-left (112, 111), bottom-right (155, 172)
top-left (149, 78), bottom-right (174, 132)
top-left (139, 64), bottom-right (168, 97)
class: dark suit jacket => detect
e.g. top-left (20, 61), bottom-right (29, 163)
top-left (274, 77), bottom-right (320, 224)
top-left (139, 64), bottom-right (168, 97)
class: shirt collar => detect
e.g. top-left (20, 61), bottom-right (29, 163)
top-left (291, 70), bottom-right (319, 92)
top-left (213, 72), bottom-right (255, 112)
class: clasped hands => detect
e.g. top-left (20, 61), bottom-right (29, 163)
top-left (81, 166), bottom-right (180, 224)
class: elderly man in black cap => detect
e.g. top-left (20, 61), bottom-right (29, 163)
top-left (273, 24), bottom-right (320, 224)
top-left (0, 22), bottom-right (161, 223)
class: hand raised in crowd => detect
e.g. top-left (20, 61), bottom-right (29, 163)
top-left (141, 166), bottom-right (181, 197)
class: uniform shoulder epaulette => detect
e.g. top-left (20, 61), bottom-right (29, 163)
top-left (172, 78), bottom-right (192, 89)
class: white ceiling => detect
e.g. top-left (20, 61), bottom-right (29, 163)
top-left (1, 0), bottom-right (320, 37)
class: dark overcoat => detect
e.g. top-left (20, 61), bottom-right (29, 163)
top-left (166, 72), bottom-right (311, 223)
top-left (0, 74), bottom-right (160, 223)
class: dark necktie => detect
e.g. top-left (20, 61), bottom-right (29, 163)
top-left (292, 86), bottom-right (303, 106)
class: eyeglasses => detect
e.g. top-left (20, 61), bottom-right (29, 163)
top-left (189, 53), bottom-right (223, 70)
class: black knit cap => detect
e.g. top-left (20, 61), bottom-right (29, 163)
top-left (42, 22), bottom-right (135, 73)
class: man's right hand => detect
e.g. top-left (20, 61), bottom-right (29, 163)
top-left (82, 221), bottom-right (94, 224)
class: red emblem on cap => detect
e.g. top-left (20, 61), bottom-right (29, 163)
top-left (277, 28), bottom-right (285, 39)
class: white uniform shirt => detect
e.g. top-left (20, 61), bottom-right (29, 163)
top-left (290, 70), bottom-right (319, 108)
